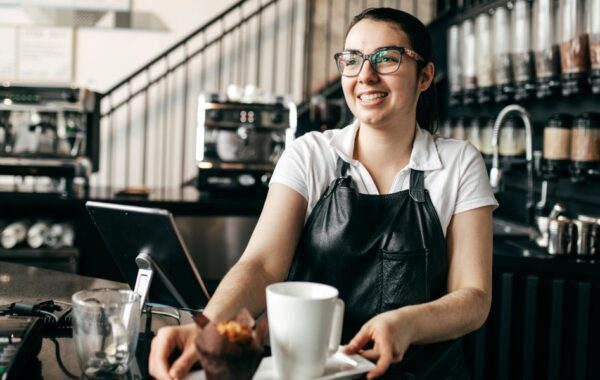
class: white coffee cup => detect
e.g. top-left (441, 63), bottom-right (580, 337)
top-left (266, 281), bottom-right (344, 379)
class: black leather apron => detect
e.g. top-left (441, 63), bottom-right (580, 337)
top-left (287, 158), bottom-right (469, 379)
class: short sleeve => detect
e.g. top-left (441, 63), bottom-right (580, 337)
top-left (454, 143), bottom-right (499, 214)
top-left (269, 137), bottom-right (310, 200)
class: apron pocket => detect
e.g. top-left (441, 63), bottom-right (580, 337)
top-left (381, 249), bottom-right (429, 311)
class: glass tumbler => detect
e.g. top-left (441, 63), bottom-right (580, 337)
top-left (72, 288), bottom-right (141, 378)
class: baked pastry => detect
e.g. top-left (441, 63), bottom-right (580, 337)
top-left (193, 308), bottom-right (267, 380)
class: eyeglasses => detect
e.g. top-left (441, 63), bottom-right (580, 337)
top-left (333, 46), bottom-right (425, 77)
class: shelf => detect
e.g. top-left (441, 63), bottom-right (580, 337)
top-left (0, 247), bottom-right (78, 259)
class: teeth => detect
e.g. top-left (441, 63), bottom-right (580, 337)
top-left (359, 93), bottom-right (386, 101)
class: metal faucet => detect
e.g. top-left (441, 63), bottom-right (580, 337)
top-left (490, 104), bottom-right (534, 225)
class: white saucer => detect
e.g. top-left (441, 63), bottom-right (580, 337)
top-left (184, 348), bottom-right (375, 380)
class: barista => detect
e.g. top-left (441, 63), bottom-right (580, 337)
top-left (150, 7), bottom-right (497, 379)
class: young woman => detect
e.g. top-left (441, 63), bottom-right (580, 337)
top-left (149, 8), bottom-right (497, 379)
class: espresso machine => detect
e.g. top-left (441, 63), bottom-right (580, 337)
top-left (0, 85), bottom-right (100, 193)
top-left (195, 91), bottom-right (296, 193)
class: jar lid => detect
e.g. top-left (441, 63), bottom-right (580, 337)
top-left (574, 112), bottom-right (600, 129)
top-left (546, 113), bottom-right (573, 129)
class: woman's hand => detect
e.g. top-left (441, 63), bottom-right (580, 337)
top-left (342, 309), bottom-right (414, 379)
top-left (149, 323), bottom-right (199, 380)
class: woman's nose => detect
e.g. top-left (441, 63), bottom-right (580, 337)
top-left (358, 59), bottom-right (379, 83)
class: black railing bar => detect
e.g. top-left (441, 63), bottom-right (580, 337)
top-left (325, 0), bottom-right (332, 81)
top-left (141, 70), bottom-right (150, 185)
top-left (161, 72), bottom-right (169, 195)
top-left (286, 0), bottom-right (296, 95)
top-left (271, 0), bottom-right (280, 93)
top-left (302, 0), bottom-right (315, 99)
top-left (180, 44), bottom-right (190, 192)
top-left (102, 0), bottom-right (250, 96)
top-left (125, 82), bottom-right (132, 187)
top-left (238, 6), bottom-right (244, 86)
top-left (413, 0), bottom-right (417, 16)
top-left (200, 31), bottom-right (207, 96)
top-left (256, 1), bottom-right (263, 87)
top-left (106, 96), bottom-right (113, 187)
top-left (217, 19), bottom-right (225, 92)
top-left (344, 0), bottom-right (350, 30)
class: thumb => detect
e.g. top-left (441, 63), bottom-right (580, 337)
top-left (168, 344), bottom-right (199, 380)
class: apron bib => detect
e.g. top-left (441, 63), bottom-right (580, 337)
top-left (287, 158), bottom-right (469, 379)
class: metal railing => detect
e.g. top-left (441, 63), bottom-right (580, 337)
top-left (94, 0), bottom-right (432, 191)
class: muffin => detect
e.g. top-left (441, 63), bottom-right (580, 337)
top-left (193, 309), bottom-right (267, 380)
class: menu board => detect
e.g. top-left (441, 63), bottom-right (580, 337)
top-left (0, 27), bottom-right (17, 80)
top-left (17, 27), bottom-right (73, 84)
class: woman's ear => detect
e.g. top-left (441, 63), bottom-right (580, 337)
top-left (418, 62), bottom-right (435, 92)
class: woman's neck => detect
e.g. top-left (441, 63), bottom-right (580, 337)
top-left (353, 120), bottom-right (416, 172)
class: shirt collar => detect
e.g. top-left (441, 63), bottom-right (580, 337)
top-left (329, 120), bottom-right (443, 171)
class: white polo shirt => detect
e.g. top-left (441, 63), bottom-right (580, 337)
top-left (270, 120), bottom-right (498, 236)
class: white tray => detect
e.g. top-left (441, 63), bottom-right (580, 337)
top-left (185, 349), bottom-right (375, 380)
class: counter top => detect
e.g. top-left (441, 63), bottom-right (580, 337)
top-left (0, 185), bottom-right (266, 215)
top-left (0, 261), bottom-right (180, 379)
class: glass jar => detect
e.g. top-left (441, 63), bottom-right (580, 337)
top-left (499, 115), bottom-right (526, 158)
top-left (448, 24), bottom-right (463, 105)
top-left (467, 118), bottom-right (483, 151)
top-left (533, 0), bottom-right (561, 97)
top-left (588, 0), bottom-right (600, 93)
top-left (440, 118), bottom-right (453, 139)
top-left (493, 6), bottom-right (514, 102)
top-left (480, 117), bottom-right (495, 156)
top-left (570, 112), bottom-right (600, 181)
top-left (452, 117), bottom-right (468, 140)
top-left (559, 0), bottom-right (590, 96)
top-left (512, 0), bottom-right (535, 100)
top-left (461, 19), bottom-right (477, 105)
top-left (543, 113), bottom-right (572, 177)
top-left (476, 13), bottom-right (494, 103)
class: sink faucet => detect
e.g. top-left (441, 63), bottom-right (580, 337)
top-left (490, 104), bottom-right (534, 225)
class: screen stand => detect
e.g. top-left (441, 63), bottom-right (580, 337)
top-left (134, 252), bottom-right (191, 310)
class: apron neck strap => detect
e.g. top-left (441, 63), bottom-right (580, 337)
top-left (336, 157), bottom-right (350, 177)
top-left (409, 169), bottom-right (425, 202)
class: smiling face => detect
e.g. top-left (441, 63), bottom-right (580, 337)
top-left (341, 19), bottom-right (427, 130)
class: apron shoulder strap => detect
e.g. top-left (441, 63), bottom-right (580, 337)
top-left (335, 157), bottom-right (350, 177)
top-left (409, 169), bottom-right (425, 203)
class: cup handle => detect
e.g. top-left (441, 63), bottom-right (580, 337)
top-left (328, 298), bottom-right (345, 356)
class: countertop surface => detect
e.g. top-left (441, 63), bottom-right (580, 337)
top-left (0, 261), bottom-right (179, 379)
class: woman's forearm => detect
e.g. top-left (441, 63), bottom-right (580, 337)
top-left (403, 287), bottom-right (491, 344)
top-left (202, 258), bottom-right (277, 321)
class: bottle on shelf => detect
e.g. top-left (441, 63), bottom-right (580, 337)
top-left (493, 6), bottom-right (514, 102)
top-left (461, 19), bottom-right (477, 105)
top-left (511, 0), bottom-right (536, 100)
top-left (448, 24), bottom-right (463, 106)
top-left (559, 0), bottom-right (590, 96)
top-left (543, 113), bottom-right (573, 178)
top-left (588, 0), bottom-right (600, 93)
top-left (476, 12), bottom-right (494, 104)
top-left (570, 112), bottom-right (600, 182)
top-left (533, 0), bottom-right (561, 98)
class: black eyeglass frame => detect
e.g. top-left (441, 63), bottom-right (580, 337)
top-left (333, 46), bottom-right (426, 77)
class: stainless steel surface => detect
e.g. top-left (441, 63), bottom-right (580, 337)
top-left (548, 216), bottom-right (574, 255)
top-left (573, 219), bottom-right (594, 255)
top-left (174, 216), bottom-right (258, 281)
top-left (490, 105), bottom-right (535, 224)
top-left (493, 217), bottom-right (534, 238)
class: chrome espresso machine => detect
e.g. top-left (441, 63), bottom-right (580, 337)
top-left (0, 85), bottom-right (100, 193)
top-left (195, 91), bottom-right (296, 193)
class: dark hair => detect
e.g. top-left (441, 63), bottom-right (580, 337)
top-left (345, 8), bottom-right (438, 134)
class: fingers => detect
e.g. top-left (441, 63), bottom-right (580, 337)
top-left (343, 325), bottom-right (372, 354)
top-left (149, 327), bottom-right (177, 380)
top-left (169, 343), bottom-right (200, 380)
top-left (367, 343), bottom-right (393, 380)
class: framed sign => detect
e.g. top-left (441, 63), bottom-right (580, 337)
top-left (17, 27), bottom-right (73, 84)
